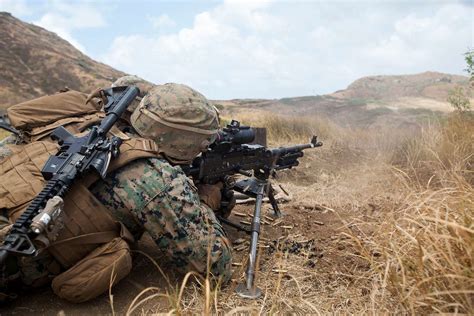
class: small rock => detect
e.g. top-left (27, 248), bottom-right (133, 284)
top-left (305, 259), bottom-right (317, 268)
top-left (233, 238), bottom-right (246, 245)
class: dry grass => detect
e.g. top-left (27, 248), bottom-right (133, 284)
top-left (120, 112), bottom-right (472, 315)
top-left (351, 185), bottom-right (473, 314)
top-left (3, 110), bottom-right (470, 314)
top-left (392, 113), bottom-right (474, 187)
top-left (348, 113), bottom-right (474, 314)
top-left (0, 109), bottom-right (468, 314)
top-left (227, 113), bottom-right (336, 144)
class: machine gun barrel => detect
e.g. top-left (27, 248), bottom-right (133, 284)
top-left (270, 135), bottom-right (322, 157)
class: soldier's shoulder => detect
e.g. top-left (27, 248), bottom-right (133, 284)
top-left (114, 156), bottom-right (182, 178)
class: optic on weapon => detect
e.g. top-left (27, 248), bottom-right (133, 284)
top-left (211, 120), bottom-right (256, 152)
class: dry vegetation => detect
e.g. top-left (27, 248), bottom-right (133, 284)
top-left (1, 112), bottom-right (472, 314)
top-left (109, 111), bottom-right (472, 315)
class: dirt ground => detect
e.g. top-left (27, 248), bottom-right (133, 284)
top-left (1, 143), bottom-right (402, 314)
top-left (1, 196), bottom-right (388, 315)
top-left (2, 107), bottom-right (472, 314)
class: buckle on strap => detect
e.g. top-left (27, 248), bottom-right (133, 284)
top-left (141, 139), bottom-right (158, 153)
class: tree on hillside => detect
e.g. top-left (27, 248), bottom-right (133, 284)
top-left (464, 49), bottom-right (474, 83)
top-left (448, 48), bottom-right (473, 112)
top-left (448, 87), bottom-right (470, 112)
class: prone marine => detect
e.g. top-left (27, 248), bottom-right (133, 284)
top-left (0, 76), bottom-right (232, 303)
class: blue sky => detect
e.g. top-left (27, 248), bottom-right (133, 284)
top-left (1, 0), bottom-right (473, 99)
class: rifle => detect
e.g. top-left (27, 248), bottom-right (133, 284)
top-left (0, 85), bottom-right (139, 265)
top-left (183, 120), bottom-right (322, 299)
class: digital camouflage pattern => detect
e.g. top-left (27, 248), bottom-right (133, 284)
top-left (131, 83), bottom-right (220, 163)
top-left (89, 157), bottom-right (233, 282)
top-left (112, 75), bottom-right (156, 112)
top-left (0, 82), bottom-right (230, 297)
top-left (1, 156), bottom-right (233, 294)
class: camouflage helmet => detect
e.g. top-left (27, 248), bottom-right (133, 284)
top-left (130, 83), bottom-right (219, 163)
top-left (112, 75), bottom-right (156, 112)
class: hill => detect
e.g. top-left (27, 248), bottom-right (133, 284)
top-left (332, 71), bottom-right (467, 102)
top-left (0, 12), bottom-right (470, 127)
top-left (0, 12), bottom-right (124, 111)
top-left (217, 72), bottom-right (471, 128)
top-left (1, 11), bottom-right (472, 316)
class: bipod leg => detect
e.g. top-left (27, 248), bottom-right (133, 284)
top-left (268, 184), bottom-right (282, 218)
top-left (235, 180), bottom-right (265, 299)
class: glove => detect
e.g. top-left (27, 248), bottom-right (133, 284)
top-left (198, 183), bottom-right (223, 211)
top-left (219, 189), bottom-right (236, 219)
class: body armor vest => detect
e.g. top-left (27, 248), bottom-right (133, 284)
top-left (0, 90), bottom-right (160, 269)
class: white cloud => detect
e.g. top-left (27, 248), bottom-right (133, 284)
top-left (364, 4), bottom-right (473, 74)
top-left (97, 1), bottom-right (473, 99)
top-left (33, 2), bottom-right (106, 53)
top-left (148, 14), bottom-right (176, 29)
top-left (103, 1), bottom-right (296, 98)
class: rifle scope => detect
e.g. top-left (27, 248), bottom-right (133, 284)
top-left (217, 120), bottom-right (255, 145)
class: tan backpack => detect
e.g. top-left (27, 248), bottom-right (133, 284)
top-left (1, 90), bottom-right (160, 302)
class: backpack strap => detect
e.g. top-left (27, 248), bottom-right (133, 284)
top-left (50, 230), bottom-right (118, 247)
top-left (49, 222), bottom-right (134, 248)
top-left (81, 137), bottom-right (161, 187)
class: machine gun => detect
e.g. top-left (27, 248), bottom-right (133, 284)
top-left (0, 85), bottom-right (139, 265)
top-left (183, 120), bottom-right (322, 298)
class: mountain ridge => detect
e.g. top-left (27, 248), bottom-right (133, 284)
top-left (0, 11), bottom-right (124, 110)
top-left (0, 12), bottom-right (470, 126)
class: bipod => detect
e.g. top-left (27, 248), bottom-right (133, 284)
top-left (233, 178), bottom-right (282, 299)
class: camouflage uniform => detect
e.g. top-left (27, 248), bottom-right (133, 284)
top-left (0, 155), bottom-right (233, 293)
top-left (89, 157), bottom-right (232, 282)
top-left (1, 82), bottom-right (232, 299)
top-left (115, 82), bottom-right (232, 280)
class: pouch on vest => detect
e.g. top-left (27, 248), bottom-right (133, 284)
top-left (0, 141), bottom-right (59, 219)
top-left (7, 90), bottom-right (102, 131)
top-left (0, 138), bottom-right (158, 269)
top-left (0, 141), bottom-right (120, 269)
top-left (47, 184), bottom-right (124, 268)
top-left (51, 237), bottom-right (132, 303)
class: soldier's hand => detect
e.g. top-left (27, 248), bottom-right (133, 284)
top-left (197, 183), bottom-right (223, 211)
